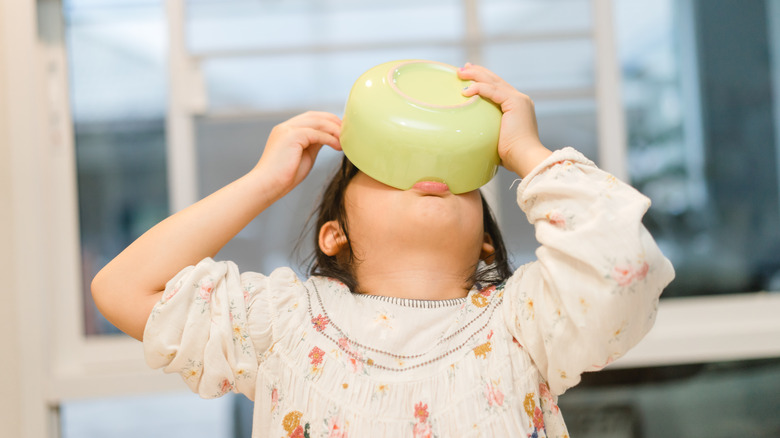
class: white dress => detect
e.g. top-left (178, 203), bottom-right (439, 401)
top-left (143, 148), bottom-right (675, 438)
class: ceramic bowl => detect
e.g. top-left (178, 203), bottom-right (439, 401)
top-left (340, 60), bottom-right (502, 194)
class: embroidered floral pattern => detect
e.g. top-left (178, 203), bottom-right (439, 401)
top-left (473, 330), bottom-right (494, 359)
top-left (538, 383), bottom-right (559, 414)
top-left (545, 210), bottom-right (568, 228)
top-left (610, 260), bottom-right (650, 287)
top-left (335, 338), bottom-right (365, 373)
top-left (312, 314), bottom-right (330, 332)
top-left (471, 285), bottom-right (495, 308)
top-left (271, 387), bottom-right (279, 412)
top-left (326, 416), bottom-right (348, 438)
top-left (485, 381), bottom-right (504, 407)
top-left (162, 278), bottom-right (183, 302)
top-left (181, 358), bottom-right (202, 382)
top-left (199, 279), bottom-right (215, 302)
top-left (413, 402), bottom-right (433, 438)
top-left (214, 378), bottom-right (233, 397)
top-left (309, 346), bottom-right (325, 367)
top-left (523, 393), bottom-right (545, 438)
top-left (374, 311), bottom-right (395, 330)
top-left (282, 411), bottom-right (310, 438)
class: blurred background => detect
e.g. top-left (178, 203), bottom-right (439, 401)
top-left (2, 0), bottom-right (780, 437)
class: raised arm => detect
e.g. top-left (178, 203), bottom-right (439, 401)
top-left (91, 111), bottom-right (341, 340)
top-left (461, 64), bottom-right (674, 395)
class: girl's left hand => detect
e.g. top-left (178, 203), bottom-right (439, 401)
top-left (458, 63), bottom-right (552, 177)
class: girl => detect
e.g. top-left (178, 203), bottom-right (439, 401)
top-left (92, 63), bottom-right (674, 437)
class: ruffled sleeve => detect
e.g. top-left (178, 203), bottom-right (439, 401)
top-left (143, 257), bottom-right (304, 400)
top-left (502, 147), bottom-right (675, 396)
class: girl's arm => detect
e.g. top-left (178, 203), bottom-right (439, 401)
top-left (461, 64), bottom-right (674, 395)
top-left (91, 111), bottom-right (341, 340)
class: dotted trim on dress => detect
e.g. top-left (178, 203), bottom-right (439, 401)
top-left (352, 293), bottom-right (468, 308)
top-left (304, 280), bottom-right (504, 371)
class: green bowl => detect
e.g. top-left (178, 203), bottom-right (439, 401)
top-left (340, 60), bottom-right (502, 194)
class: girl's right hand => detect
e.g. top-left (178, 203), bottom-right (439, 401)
top-left (253, 111), bottom-right (342, 196)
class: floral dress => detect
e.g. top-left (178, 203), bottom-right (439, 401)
top-left (143, 148), bottom-right (675, 437)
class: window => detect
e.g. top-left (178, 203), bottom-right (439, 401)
top-left (65, 0), bottom-right (169, 335)
top-left (52, 0), bottom-right (780, 437)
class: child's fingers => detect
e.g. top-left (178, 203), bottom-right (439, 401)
top-left (458, 63), bottom-right (517, 108)
top-left (462, 82), bottom-right (515, 108)
top-left (289, 111), bottom-right (342, 137)
top-left (457, 62), bottom-right (503, 84)
top-left (301, 127), bottom-right (341, 151)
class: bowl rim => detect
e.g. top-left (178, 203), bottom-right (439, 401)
top-left (386, 60), bottom-right (479, 110)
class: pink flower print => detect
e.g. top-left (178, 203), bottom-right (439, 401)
top-left (414, 402), bottom-right (429, 423)
top-left (338, 337), bottom-right (350, 350)
top-left (612, 261), bottom-right (650, 286)
top-left (546, 211), bottom-right (566, 228)
top-left (327, 416), bottom-right (348, 438)
top-left (612, 264), bottom-right (634, 286)
top-left (634, 261), bottom-right (649, 282)
top-left (485, 382), bottom-right (504, 407)
top-left (271, 388), bottom-right (279, 411)
top-left (347, 354), bottom-right (363, 373)
top-left (309, 346), bottom-right (325, 367)
top-left (413, 421), bottom-right (433, 438)
top-left (220, 378), bottom-right (232, 394)
top-left (312, 314), bottom-right (330, 332)
top-left (533, 406), bottom-right (545, 430)
top-left (243, 287), bottom-right (250, 304)
top-left (539, 383), bottom-right (559, 414)
top-left (199, 280), bottom-right (214, 302)
top-left (163, 281), bottom-right (181, 301)
top-left (290, 425), bottom-right (305, 438)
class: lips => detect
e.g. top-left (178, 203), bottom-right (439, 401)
top-left (412, 180), bottom-right (450, 194)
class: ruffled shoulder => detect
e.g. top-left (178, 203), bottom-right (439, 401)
top-left (244, 265), bottom-right (310, 355)
top-left (143, 258), bottom-right (309, 399)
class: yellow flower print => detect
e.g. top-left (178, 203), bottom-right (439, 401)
top-left (282, 411), bottom-right (305, 436)
top-left (523, 393), bottom-right (536, 418)
top-left (579, 297), bottom-right (590, 314)
top-left (471, 293), bottom-right (489, 308)
top-left (473, 341), bottom-right (492, 359)
top-left (524, 298), bottom-right (536, 320)
top-left (374, 312), bottom-right (394, 329)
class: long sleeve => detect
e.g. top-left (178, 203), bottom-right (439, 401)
top-left (143, 258), bottom-right (304, 400)
top-left (502, 147), bottom-right (675, 396)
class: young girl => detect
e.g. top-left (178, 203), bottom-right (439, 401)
top-left (92, 63), bottom-right (674, 437)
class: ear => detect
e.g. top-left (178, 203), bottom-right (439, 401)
top-left (480, 233), bottom-right (496, 264)
top-left (318, 220), bottom-right (348, 256)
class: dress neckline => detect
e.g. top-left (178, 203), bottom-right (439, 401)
top-left (351, 293), bottom-right (468, 309)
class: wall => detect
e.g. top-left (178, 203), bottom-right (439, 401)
top-left (0, 0), bottom-right (54, 436)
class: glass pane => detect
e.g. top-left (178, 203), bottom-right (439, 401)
top-left (558, 358), bottom-right (780, 437)
top-left (203, 47), bottom-right (465, 113)
top-left (186, 0), bottom-right (462, 54)
top-left (479, 0), bottom-right (591, 37)
top-left (482, 39), bottom-right (594, 92)
top-left (60, 391), bottom-right (236, 437)
top-left (617, 0), bottom-right (780, 296)
top-left (194, 115), bottom-right (344, 275)
top-left (64, 0), bottom-right (169, 335)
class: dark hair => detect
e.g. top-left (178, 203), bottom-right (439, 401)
top-left (303, 156), bottom-right (512, 292)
